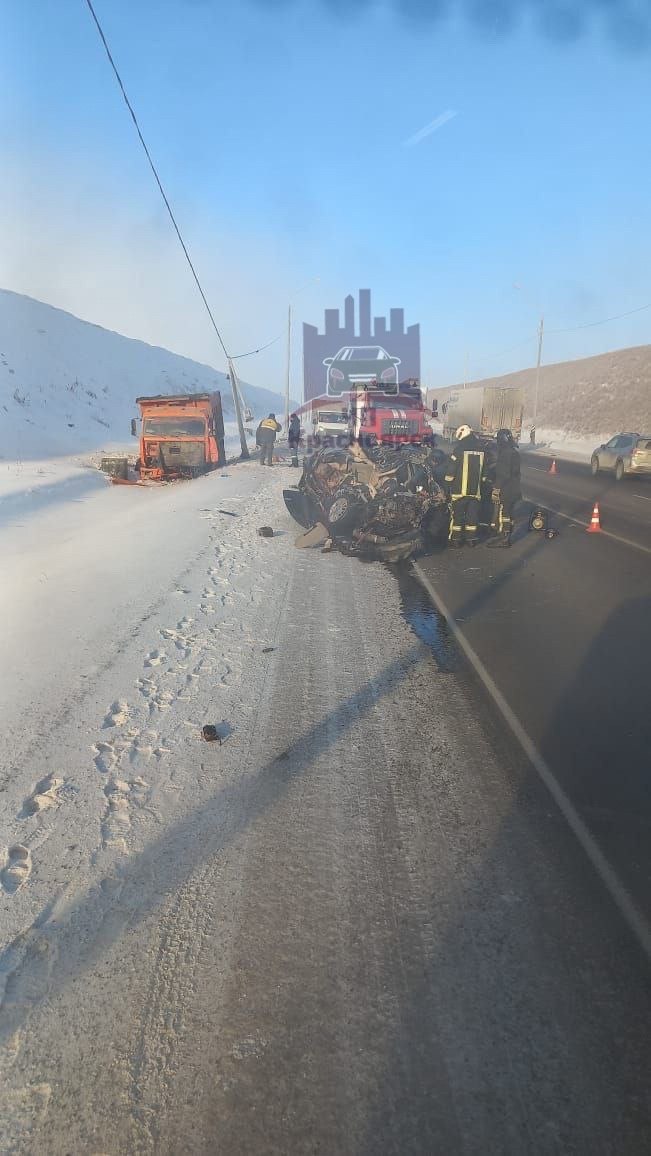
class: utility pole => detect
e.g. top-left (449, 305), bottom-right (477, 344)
top-left (227, 358), bottom-right (249, 459)
top-left (534, 316), bottom-right (544, 426)
top-left (284, 304), bottom-right (292, 434)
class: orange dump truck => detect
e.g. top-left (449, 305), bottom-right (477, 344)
top-left (133, 393), bottom-right (226, 481)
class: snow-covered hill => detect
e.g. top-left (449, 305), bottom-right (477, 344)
top-left (431, 343), bottom-right (651, 439)
top-left (0, 290), bottom-right (288, 460)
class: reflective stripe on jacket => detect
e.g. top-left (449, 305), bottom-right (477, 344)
top-left (444, 435), bottom-right (488, 499)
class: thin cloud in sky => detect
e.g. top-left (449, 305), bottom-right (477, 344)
top-left (403, 109), bottom-right (459, 147)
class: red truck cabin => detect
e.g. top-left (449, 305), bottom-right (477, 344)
top-left (351, 384), bottom-right (431, 447)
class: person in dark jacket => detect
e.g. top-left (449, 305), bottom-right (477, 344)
top-left (444, 425), bottom-right (490, 547)
top-left (486, 428), bottom-right (522, 548)
top-left (288, 413), bottom-right (301, 451)
top-left (257, 413), bottom-right (282, 465)
top-left (479, 436), bottom-right (498, 535)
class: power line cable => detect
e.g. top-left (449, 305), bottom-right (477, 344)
top-left (489, 333), bottom-right (538, 360)
top-left (231, 334), bottom-right (282, 360)
top-left (469, 296), bottom-right (651, 381)
top-left (547, 300), bottom-right (651, 334)
top-left (83, 0), bottom-right (231, 364)
top-left (83, 0), bottom-right (254, 456)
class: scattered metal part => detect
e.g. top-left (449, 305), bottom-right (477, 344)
top-left (294, 522), bottom-right (329, 549)
top-left (257, 526), bottom-right (274, 537)
top-left (100, 457), bottom-right (129, 480)
top-left (202, 725), bottom-right (222, 743)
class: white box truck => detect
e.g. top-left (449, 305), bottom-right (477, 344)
top-left (442, 385), bottom-right (524, 442)
top-left (311, 400), bottom-right (352, 446)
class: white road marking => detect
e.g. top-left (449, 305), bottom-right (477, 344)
top-left (413, 563), bottom-right (651, 963)
top-left (633, 492), bottom-right (651, 501)
top-left (523, 500), bottom-right (651, 556)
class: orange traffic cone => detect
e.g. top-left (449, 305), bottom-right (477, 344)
top-left (548, 458), bottom-right (557, 475)
top-left (586, 501), bottom-right (602, 533)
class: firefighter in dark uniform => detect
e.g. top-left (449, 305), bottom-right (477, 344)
top-left (479, 436), bottom-right (498, 535)
top-left (486, 427), bottom-right (522, 548)
top-left (444, 424), bottom-right (489, 547)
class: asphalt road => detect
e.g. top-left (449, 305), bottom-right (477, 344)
top-left (3, 466), bottom-right (651, 1153)
top-left (521, 452), bottom-right (651, 552)
top-left (416, 453), bottom-right (651, 942)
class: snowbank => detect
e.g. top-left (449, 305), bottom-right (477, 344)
top-left (521, 427), bottom-right (613, 463)
top-left (0, 289), bottom-right (289, 461)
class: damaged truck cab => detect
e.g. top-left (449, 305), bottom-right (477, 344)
top-left (134, 393), bottom-right (226, 481)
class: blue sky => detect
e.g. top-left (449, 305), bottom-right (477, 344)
top-left (3, 0), bottom-right (651, 392)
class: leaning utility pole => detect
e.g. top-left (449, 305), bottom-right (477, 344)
top-left (284, 304), bottom-right (292, 433)
top-left (533, 316), bottom-right (544, 426)
top-left (227, 358), bottom-right (249, 459)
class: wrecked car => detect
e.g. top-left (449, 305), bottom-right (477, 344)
top-left (283, 442), bottom-right (450, 562)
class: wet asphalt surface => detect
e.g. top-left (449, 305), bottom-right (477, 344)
top-left (415, 461), bottom-right (651, 930)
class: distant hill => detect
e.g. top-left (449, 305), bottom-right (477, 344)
top-left (429, 344), bottom-right (651, 436)
top-left (0, 290), bottom-right (290, 459)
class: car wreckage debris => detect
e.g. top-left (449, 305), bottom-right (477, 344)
top-left (283, 442), bottom-right (449, 562)
top-left (293, 522), bottom-right (330, 549)
top-left (202, 724), bottom-right (223, 743)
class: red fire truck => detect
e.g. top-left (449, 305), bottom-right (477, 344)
top-left (349, 380), bottom-right (432, 447)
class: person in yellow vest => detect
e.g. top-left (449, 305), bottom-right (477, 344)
top-left (444, 424), bottom-right (490, 547)
top-left (256, 413), bottom-right (282, 465)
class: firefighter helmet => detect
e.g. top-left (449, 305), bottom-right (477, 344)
top-left (496, 428), bottom-right (514, 446)
top-left (454, 424), bottom-right (472, 441)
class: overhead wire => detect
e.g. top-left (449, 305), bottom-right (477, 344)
top-left (82, 6), bottom-right (651, 393)
top-left (488, 332), bottom-right (538, 360)
top-left (230, 334), bottom-right (282, 360)
top-left (83, 0), bottom-right (233, 367)
top-left (547, 300), bottom-right (651, 334)
top-left (468, 296), bottom-right (651, 381)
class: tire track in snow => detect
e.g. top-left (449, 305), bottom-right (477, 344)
top-left (0, 472), bottom-right (293, 1152)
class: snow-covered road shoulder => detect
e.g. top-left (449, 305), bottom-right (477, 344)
top-left (0, 461), bottom-right (293, 1025)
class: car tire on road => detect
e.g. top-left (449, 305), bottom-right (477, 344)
top-left (327, 487), bottom-right (368, 534)
top-left (591, 455), bottom-right (600, 476)
top-left (615, 459), bottom-right (625, 481)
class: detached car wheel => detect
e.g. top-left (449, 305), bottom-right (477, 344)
top-left (591, 455), bottom-right (600, 476)
top-left (615, 459), bottom-right (625, 481)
